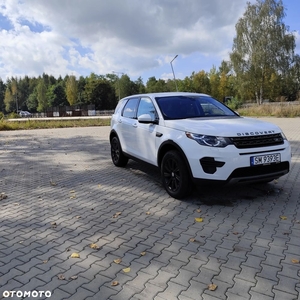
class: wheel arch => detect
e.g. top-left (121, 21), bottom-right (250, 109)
top-left (157, 141), bottom-right (193, 178)
top-left (109, 129), bottom-right (118, 142)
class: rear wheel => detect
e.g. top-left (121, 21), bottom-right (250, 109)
top-left (110, 136), bottom-right (128, 167)
top-left (161, 150), bottom-right (192, 199)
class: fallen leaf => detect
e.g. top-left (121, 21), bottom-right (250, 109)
top-left (75, 216), bottom-right (81, 219)
top-left (69, 190), bottom-right (76, 193)
top-left (280, 216), bottom-right (287, 220)
top-left (70, 253), bottom-right (80, 258)
top-left (113, 212), bottom-right (122, 218)
top-left (140, 252), bottom-right (146, 256)
top-left (57, 274), bottom-right (65, 280)
top-left (146, 212), bottom-right (151, 215)
top-left (43, 260), bottom-right (48, 264)
top-left (0, 193), bottom-right (8, 200)
top-left (111, 281), bottom-right (119, 286)
top-left (90, 243), bottom-right (99, 249)
top-left (51, 222), bottom-right (57, 228)
top-left (232, 232), bottom-right (239, 235)
top-left (169, 231), bottom-right (173, 235)
top-left (194, 217), bottom-right (203, 223)
top-left (114, 258), bottom-right (122, 264)
top-left (98, 184), bottom-right (101, 188)
top-left (196, 209), bottom-right (201, 213)
top-left (123, 267), bottom-right (131, 273)
top-left (208, 283), bottom-right (218, 291)
top-left (69, 275), bottom-right (78, 280)
top-left (50, 180), bottom-right (57, 186)
top-left (189, 238), bottom-right (196, 242)
top-left (291, 259), bottom-right (299, 264)
top-left (70, 195), bottom-right (76, 199)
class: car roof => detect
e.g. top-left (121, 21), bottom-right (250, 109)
top-left (122, 92), bottom-right (211, 100)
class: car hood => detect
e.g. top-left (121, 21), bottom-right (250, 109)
top-left (164, 117), bottom-right (282, 137)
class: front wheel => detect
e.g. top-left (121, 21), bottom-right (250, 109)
top-left (110, 136), bottom-right (128, 167)
top-left (161, 150), bottom-right (192, 199)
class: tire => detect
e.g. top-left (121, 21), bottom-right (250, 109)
top-left (110, 136), bottom-right (128, 167)
top-left (161, 150), bottom-right (192, 199)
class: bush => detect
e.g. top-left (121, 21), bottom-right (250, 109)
top-left (227, 98), bottom-right (243, 110)
top-left (7, 112), bottom-right (19, 119)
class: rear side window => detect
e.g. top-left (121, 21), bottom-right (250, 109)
top-left (122, 98), bottom-right (139, 119)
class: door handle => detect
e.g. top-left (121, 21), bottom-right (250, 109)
top-left (133, 123), bottom-right (137, 128)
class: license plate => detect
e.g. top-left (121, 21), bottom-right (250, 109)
top-left (250, 153), bottom-right (281, 166)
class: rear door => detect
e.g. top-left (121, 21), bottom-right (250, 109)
top-left (118, 97), bottom-right (140, 155)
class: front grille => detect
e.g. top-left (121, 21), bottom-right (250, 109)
top-left (230, 133), bottom-right (284, 149)
top-left (229, 162), bottom-right (289, 180)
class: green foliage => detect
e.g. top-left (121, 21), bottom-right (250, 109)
top-left (7, 112), bottom-right (19, 119)
top-left (47, 83), bottom-right (68, 107)
top-left (227, 98), bottom-right (244, 110)
top-left (230, 0), bottom-right (296, 104)
top-left (65, 75), bottom-right (78, 105)
top-left (36, 80), bottom-right (48, 112)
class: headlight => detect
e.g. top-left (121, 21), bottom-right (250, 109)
top-left (186, 132), bottom-right (232, 147)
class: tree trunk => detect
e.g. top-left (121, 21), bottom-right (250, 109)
top-left (259, 85), bottom-right (263, 105)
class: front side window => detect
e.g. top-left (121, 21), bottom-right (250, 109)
top-left (122, 98), bottom-right (139, 119)
top-left (137, 97), bottom-right (158, 120)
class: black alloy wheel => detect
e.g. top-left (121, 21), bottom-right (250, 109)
top-left (161, 150), bottom-right (192, 199)
top-left (110, 136), bottom-right (128, 167)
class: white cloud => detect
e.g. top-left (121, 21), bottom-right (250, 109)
top-left (0, 0), bottom-right (297, 81)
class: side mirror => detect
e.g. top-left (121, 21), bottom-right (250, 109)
top-left (138, 114), bottom-right (157, 124)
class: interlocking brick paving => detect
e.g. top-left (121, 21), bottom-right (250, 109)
top-left (0, 118), bottom-right (299, 300)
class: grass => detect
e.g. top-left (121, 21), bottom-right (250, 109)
top-left (0, 118), bottom-right (111, 131)
top-left (237, 103), bottom-right (300, 117)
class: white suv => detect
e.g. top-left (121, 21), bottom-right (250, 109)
top-left (110, 92), bottom-right (291, 199)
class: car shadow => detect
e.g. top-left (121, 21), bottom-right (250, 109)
top-left (124, 159), bottom-right (285, 206)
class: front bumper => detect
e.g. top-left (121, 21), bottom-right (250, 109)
top-left (185, 141), bottom-right (291, 183)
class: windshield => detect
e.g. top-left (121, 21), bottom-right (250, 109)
top-left (155, 95), bottom-right (238, 120)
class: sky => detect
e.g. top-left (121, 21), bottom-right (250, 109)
top-left (0, 0), bottom-right (299, 83)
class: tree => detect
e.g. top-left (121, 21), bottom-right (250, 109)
top-left (47, 83), bottom-right (68, 107)
top-left (27, 89), bottom-right (38, 111)
top-left (134, 77), bottom-right (146, 94)
top-left (84, 73), bottom-right (116, 109)
top-left (65, 75), bottom-right (78, 106)
top-left (191, 71), bottom-right (210, 94)
top-left (36, 79), bottom-right (48, 112)
top-left (0, 78), bottom-right (6, 112)
top-left (4, 87), bottom-right (14, 112)
top-left (119, 74), bottom-right (133, 98)
top-left (281, 54), bottom-right (300, 101)
top-left (230, 0), bottom-right (296, 104)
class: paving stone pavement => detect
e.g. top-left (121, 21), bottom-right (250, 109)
top-left (0, 117), bottom-right (299, 300)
